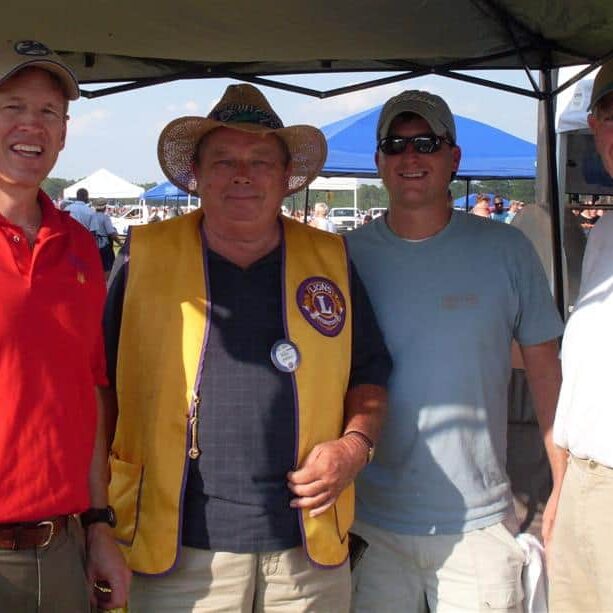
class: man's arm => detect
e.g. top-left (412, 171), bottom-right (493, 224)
top-left (287, 383), bottom-right (387, 518)
top-left (85, 387), bottom-right (131, 610)
top-left (520, 338), bottom-right (566, 546)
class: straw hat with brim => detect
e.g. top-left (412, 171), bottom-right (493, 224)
top-left (158, 84), bottom-right (327, 197)
top-left (0, 40), bottom-right (79, 101)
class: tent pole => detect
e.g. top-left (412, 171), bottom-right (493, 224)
top-left (539, 69), bottom-right (565, 318)
top-left (304, 187), bottom-right (310, 223)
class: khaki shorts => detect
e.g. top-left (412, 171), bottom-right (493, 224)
top-left (0, 515), bottom-right (90, 613)
top-left (351, 519), bottom-right (524, 613)
top-left (549, 454), bottom-right (613, 612)
top-left (130, 545), bottom-right (350, 612)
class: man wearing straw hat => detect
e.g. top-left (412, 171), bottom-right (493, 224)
top-left (0, 40), bottom-right (130, 610)
top-left (549, 58), bottom-right (613, 612)
top-left (102, 83), bottom-right (391, 611)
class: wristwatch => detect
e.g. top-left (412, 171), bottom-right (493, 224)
top-left (344, 430), bottom-right (376, 464)
top-left (81, 506), bottom-right (117, 528)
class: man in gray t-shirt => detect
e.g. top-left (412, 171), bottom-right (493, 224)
top-left (347, 90), bottom-right (565, 613)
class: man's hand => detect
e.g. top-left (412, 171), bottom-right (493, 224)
top-left (86, 523), bottom-right (132, 610)
top-left (287, 435), bottom-right (368, 518)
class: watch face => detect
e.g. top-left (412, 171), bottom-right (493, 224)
top-left (82, 506), bottom-right (117, 528)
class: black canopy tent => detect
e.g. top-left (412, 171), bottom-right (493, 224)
top-left (3, 1), bottom-right (610, 91)
top-left (4, 0), bottom-right (613, 314)
top-left (6, 0), bottom-right (610, 536)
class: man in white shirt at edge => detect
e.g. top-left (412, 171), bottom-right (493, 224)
top-left (549, 58), bottom-right (613, 612)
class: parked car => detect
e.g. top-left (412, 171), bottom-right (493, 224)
top-left (110, 206), bottom-right (147, 235)
top-left (328, 207), bottom-right (361, 233)
top-left (368, 207), bottom-right (387, 218)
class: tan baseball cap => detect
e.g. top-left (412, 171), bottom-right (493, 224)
top-left (0, 40), bottom-right (79, 100)
top-left (589, 59), bottom-right (613, 111)
top-left (377, 90), bottom-right (457, 144)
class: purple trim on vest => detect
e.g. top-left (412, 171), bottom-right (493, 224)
top-left (143, 220), bottom-right (212, 577)
top-left (307, 553), bottom-right (349, 570)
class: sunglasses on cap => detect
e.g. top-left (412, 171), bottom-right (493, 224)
top-left (378, 134), bottom-right (454, 155)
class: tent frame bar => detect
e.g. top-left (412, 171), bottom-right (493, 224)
top-left (73, 7), bottom-right (613, 318)
top-left (540, 68), bottom-right (565, 315)
top-left (80, 59), bottom-right (605, 104)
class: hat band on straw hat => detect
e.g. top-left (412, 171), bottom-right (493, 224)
top-left (209, 104), bottom-right (283, 129)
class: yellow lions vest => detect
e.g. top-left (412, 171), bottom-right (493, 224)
top-left (109, 210), bottom-right (353, 574)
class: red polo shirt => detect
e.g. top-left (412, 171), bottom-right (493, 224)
top-left (0, 191), bottom-right (107, 522)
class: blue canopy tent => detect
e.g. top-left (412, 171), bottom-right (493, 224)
top-left (142, 180), bottom-right (190, 203)
top-left (321, 104), bottom-right (536, 181)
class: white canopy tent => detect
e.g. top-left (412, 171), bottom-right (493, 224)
top-left (308, 176), bottom-right (359, 209)
top-left (63, 168), bottom-right (144, 200)
top-left (557, 78), bottom-right (593, 135)
top-left (307, 176), bottom-right (360, 229)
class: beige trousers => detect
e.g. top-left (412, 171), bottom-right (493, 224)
top-left (130, 545), bottom-right (350, 612)
top-left (351, 518), bottom-right (524, 613)
top-left (549, 454), bottom-right (613, 612)
top-left (0, 515), bottom-right (90, 613)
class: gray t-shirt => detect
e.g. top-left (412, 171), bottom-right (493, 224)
top-left (346, 211), bottom-right (563, 535)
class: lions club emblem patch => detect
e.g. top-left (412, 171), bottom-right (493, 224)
top-left (296, 277), bottom-right (346, 337)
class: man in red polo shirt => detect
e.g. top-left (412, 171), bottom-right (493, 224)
top-left (0, 40), bottom-right (130, 611)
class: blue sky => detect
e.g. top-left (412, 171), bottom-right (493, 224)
top-left (54, 69), bottom-right (545, 184)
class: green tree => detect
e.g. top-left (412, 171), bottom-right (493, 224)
top-left (41, 177), bottom-right (74, 200)
top-left (358, 184), bottom-right (389, 210)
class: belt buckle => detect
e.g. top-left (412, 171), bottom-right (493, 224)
top-left (36, 520), bottom-right (55, 548)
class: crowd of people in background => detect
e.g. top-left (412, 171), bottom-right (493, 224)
top-left (60, 188), bottom-right (121, 277)
top-left (468, 193), bottom-right (526, 223)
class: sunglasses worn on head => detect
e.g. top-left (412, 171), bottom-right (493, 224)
top-left (378, 134), bottom-right (453, 155)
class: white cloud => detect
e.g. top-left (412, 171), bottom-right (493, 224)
top-left (69, 108), bottom-right (111, 136)
top-left (184, 100), bottom-right (199, 112)
top-left (284, 74), bottom-right (536, 141)
top-left (291, 81), bottom-right (414, 128)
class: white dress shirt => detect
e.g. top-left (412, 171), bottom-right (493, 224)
top-left (554, 212), bottom-right (613, 467)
